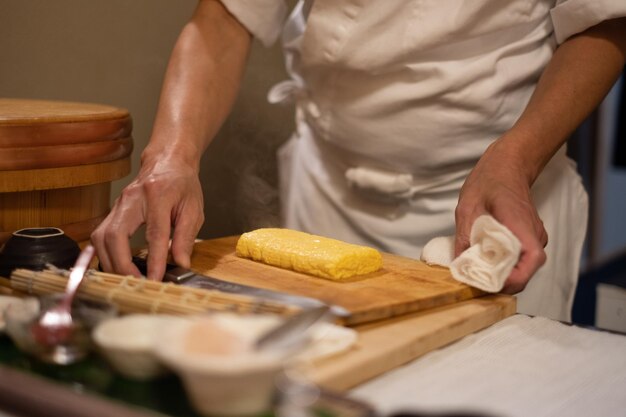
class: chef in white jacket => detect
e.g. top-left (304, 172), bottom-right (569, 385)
top-left (92, 0), bottom-right (626, 322)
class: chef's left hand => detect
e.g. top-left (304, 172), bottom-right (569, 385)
top-left (454, 138), bottom-right (548, 294)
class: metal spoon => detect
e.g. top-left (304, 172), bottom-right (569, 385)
top-left (255, 305), bottom-right (331, 353)
top-left (31, 245), bottom-right (95, 346)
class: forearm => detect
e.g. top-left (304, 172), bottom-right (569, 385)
top-left (142, 0), bottom-right (251, 172)
top-left (494, 17), bottom-right (626, 185)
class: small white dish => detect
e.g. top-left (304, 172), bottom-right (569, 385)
top-left (178, 313), bottom-right (358, 361)
top-left (299, 322), bottom-right (358, 362)
top-left (4, 295), bottom-right (116, 365)
top-left (93, 314), bottom-right (188, 380)
top-left (0, 295), bottom-right (27, 333)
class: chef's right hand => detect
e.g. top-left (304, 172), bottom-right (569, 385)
top-left (454, 138), bottom-right (548, 294)
top-left (91, 157), bottom-right (205, 281)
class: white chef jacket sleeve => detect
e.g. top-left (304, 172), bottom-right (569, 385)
top-left (220, 0), bottom-right (287, 47)
top-left (550, 0), bottom-right (626, 44)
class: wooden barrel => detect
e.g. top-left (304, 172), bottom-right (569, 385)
top-left (0, 99), bottom-right (133, 245)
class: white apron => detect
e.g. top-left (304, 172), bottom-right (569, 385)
top-left (268, 0), bottom-right (592, 322)
top-left (220, 0), bottom-right (625, 322)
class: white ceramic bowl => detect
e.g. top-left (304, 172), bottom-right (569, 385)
top-left (154, 313), bottom-right (359, 416)
top-left (93, 314), bottom-right (187, 380)
top-left (155, 314), bottom-right (291, 417)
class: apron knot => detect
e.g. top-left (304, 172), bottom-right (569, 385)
top-left (345, 166), bottom-right (414, 200)
top-left (268, 79), bottom-right (304, 104)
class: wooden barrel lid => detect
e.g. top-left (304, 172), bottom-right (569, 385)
top-left (0, 99), bottom-right (133, 170)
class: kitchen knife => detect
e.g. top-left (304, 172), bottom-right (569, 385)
top-left (131, 256), bottom-right (351, 319)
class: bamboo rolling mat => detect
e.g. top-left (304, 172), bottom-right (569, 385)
top-left (1, 268), bottom-right (299, 317)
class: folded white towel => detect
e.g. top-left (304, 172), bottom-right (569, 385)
top-left (420, 215), bottom-right (521, 292)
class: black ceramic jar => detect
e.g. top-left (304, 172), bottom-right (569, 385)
top-left (0, 227), bottom-right (81, 278)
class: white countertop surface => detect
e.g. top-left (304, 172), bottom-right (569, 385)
top-left (350, 314), bottom-right (626, 417)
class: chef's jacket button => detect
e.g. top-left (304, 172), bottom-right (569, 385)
top-left (306, 101), bottom-right (321, 118)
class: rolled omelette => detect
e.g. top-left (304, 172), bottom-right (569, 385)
top-left (235, 228), bottom-right (383, 280)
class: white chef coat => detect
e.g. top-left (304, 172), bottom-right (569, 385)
top-left (220, 0), bottom-right (626, 322)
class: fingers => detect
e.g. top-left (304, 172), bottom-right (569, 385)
top-left (91, 223), bottom-right (113, 273)
top-left (454, 200), bottom-right (485, 257)
top-left (539, 220), bottom-right (549, 248)
top-left (501, 244), bottom-right (546, 294)
top-left (145, 197), bottom-right (173, 282)
top-left (92, 215), bottom-right (143, 278)
top-left (105, 230), bottom-right (142, 278)
top-left (171, 208), bottom-right (204, 269)
top-left (498, 212), bottom-right (547, 294)
top-left (454, 224), bottom-right (471, 258)
top-left (455, 209), bottom-right (546, 294)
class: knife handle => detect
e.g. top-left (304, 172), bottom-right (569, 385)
top-left (97, 257), bottom-right (160, 275)
top-left (131, 256), bottom-right (195, 283)
top-left (130, 256), bottom-right (153, 276)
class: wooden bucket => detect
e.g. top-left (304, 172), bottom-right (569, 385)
top-left (0, 99), bottom-right (133, 245)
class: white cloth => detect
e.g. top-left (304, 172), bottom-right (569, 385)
top-left (221, 0), bottom-right (624, 321)
top-left (421, 215), bottom-right (522, 293)
top-left (223, 0), bottom-right (626, 49)
top-left (220, 0), bottom-right (287, 47)
top-left (419, 236), bottom-right (456, 269)
top-left (350, 315), bottom-right (626, 417)
top-left (551, 0), bottom-right (626, 44)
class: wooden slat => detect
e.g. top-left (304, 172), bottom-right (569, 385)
top-left (0, 116), bottom-right (132, 147)
top-left (0, 98), bottom-right (128, 124)
top-left (0, 157), bottom-right (130, 192)
top-left (0, 136), bottom-right (132, 170)
top-left (0, 183), bottom-right (111, 245)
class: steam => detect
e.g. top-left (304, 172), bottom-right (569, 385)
top-left (235, 157), bottom-right (281, 231)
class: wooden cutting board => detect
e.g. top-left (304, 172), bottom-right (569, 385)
top-left (189, 238), bottom-right (516, 390)
top-left (310, 294), bottom-right (516, 391)
top-left (190, 237), bottom-right (485, 326)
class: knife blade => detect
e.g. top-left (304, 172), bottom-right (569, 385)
top-left (131, 256), bottom-right (351, 319)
